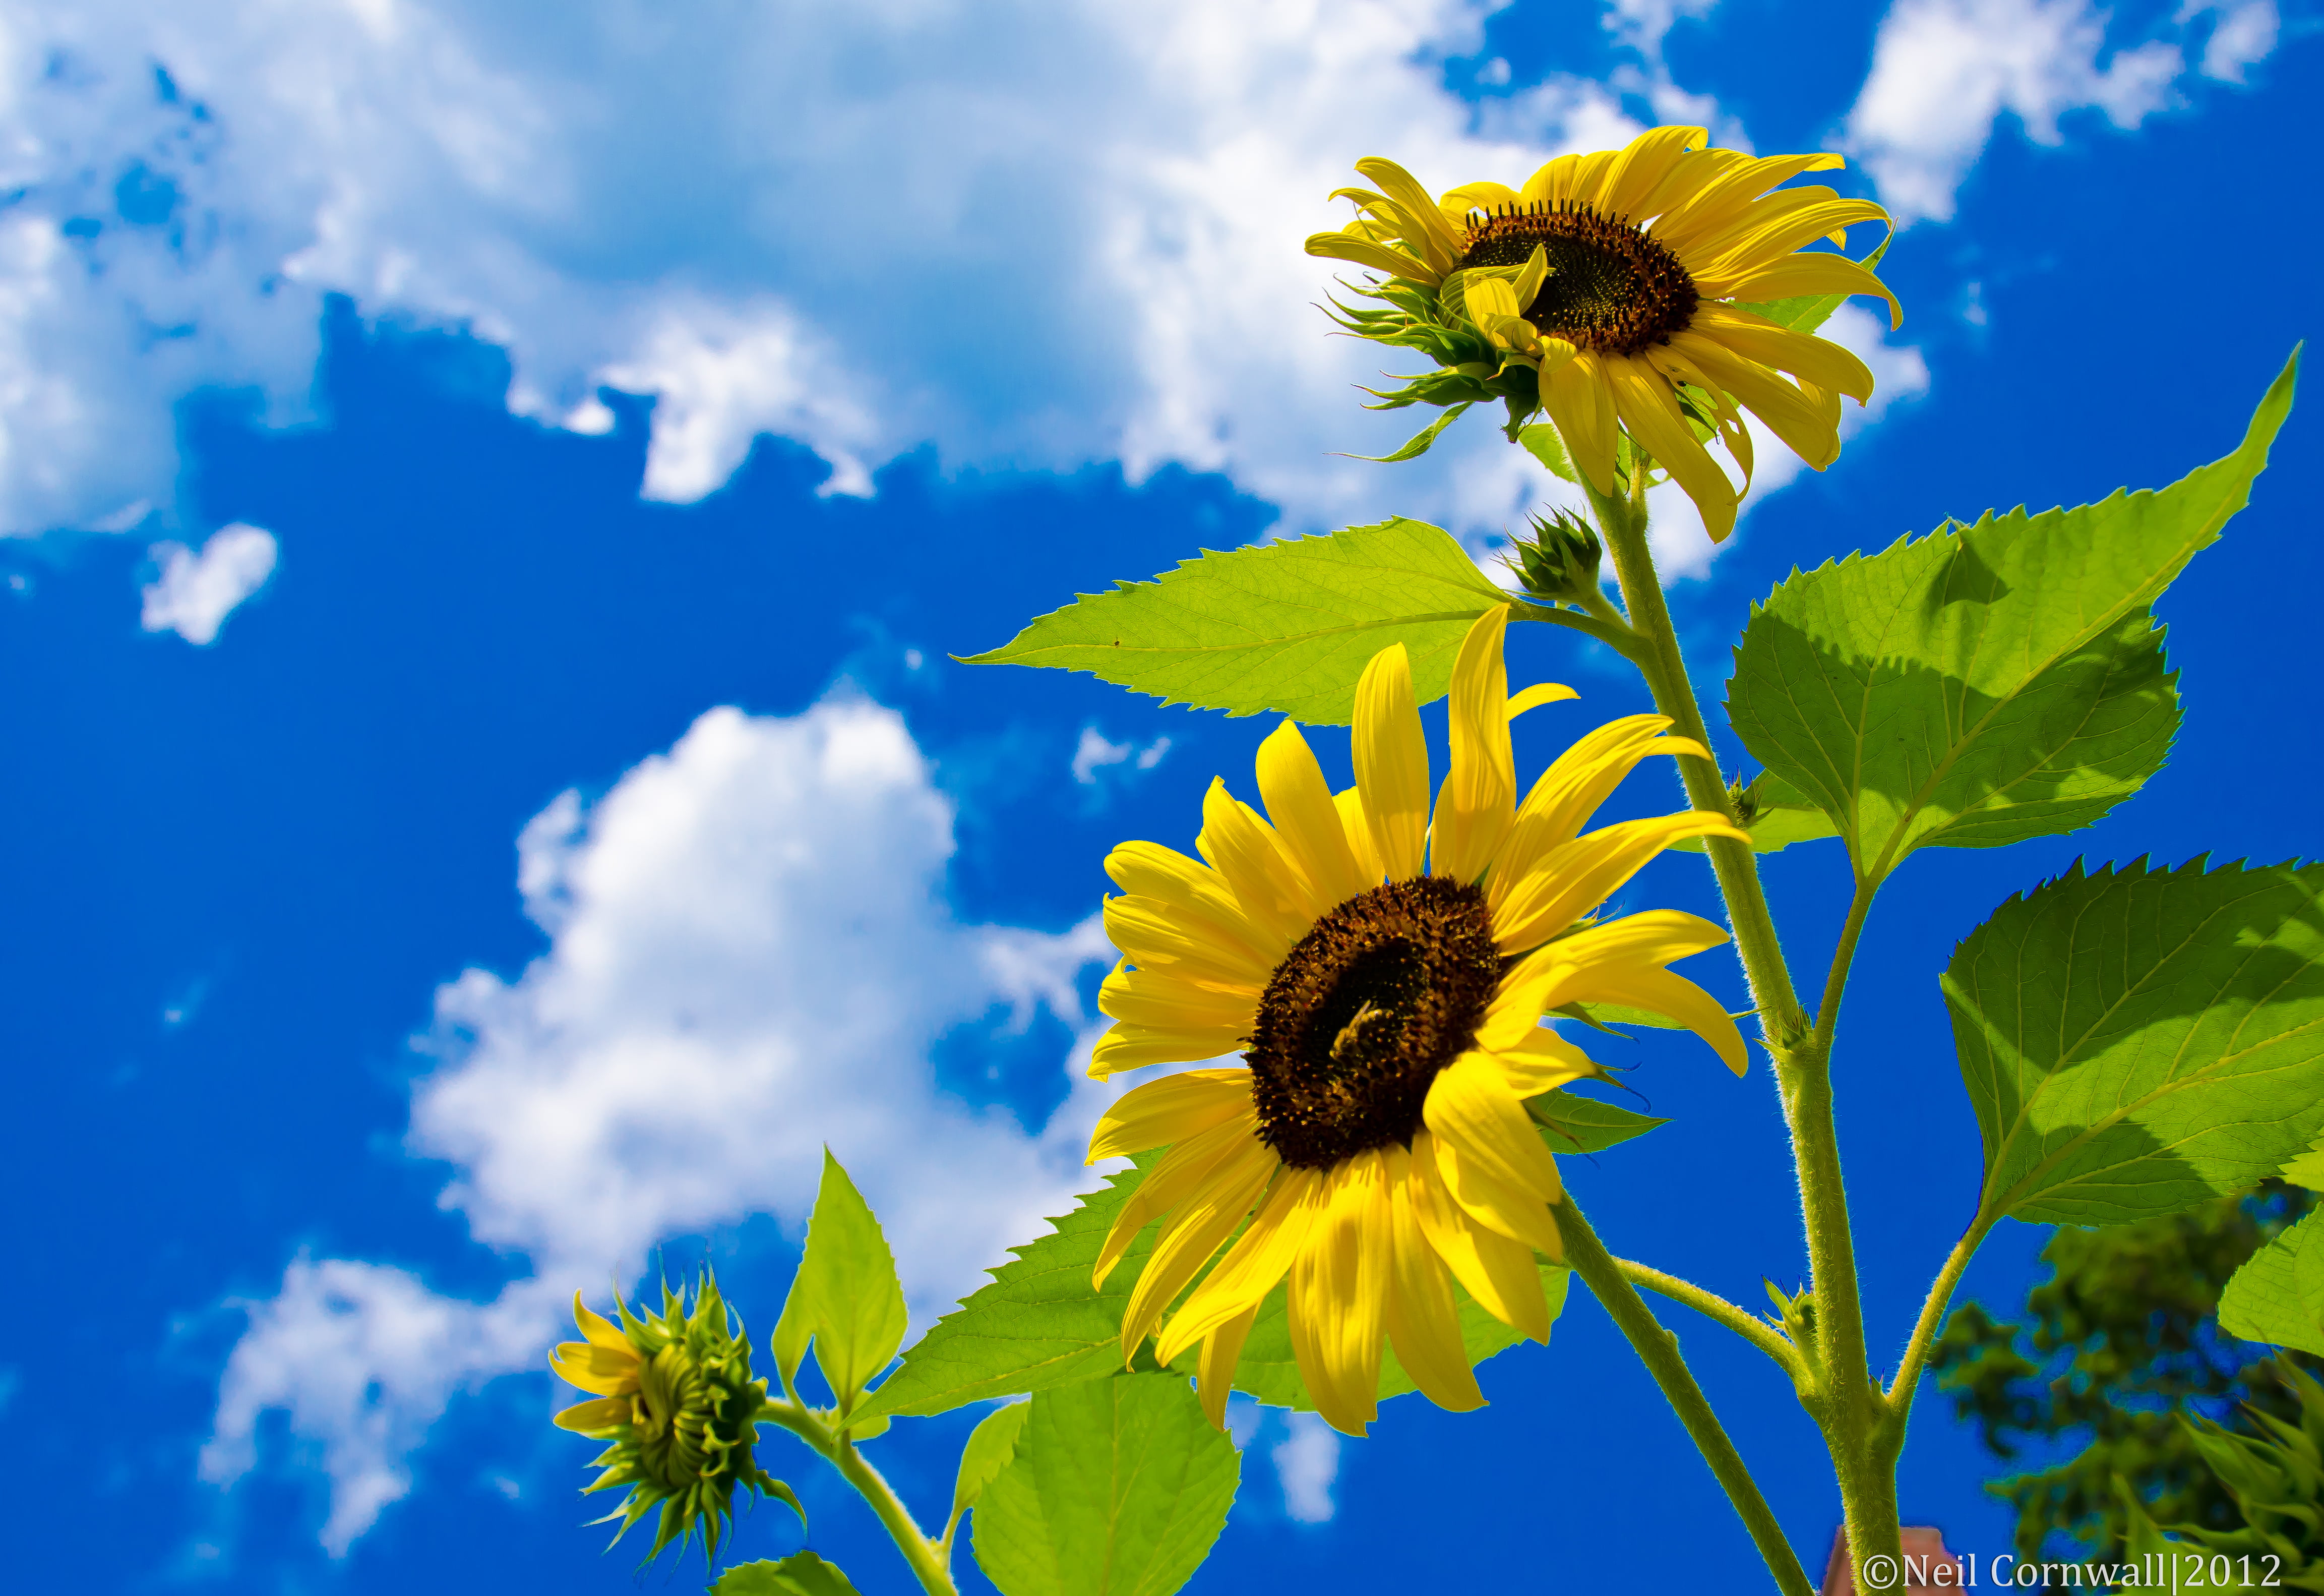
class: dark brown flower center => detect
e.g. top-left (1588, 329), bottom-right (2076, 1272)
top-left (1456, 201), bottom-right (1697, 357)
top-left (1245, 876), bottom-right (1499, 1169)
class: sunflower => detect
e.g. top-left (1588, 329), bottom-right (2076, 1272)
top-left (1085, 607), bottom-right (1751, 1436)
top-left (1307, 124), bottom-right (1900, 541)
top-left (549, 1276), bottom-right (788, 1559)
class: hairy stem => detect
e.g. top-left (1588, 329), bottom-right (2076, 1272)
top-left (1616, 1258), bottom-right (1806, 1380)
top-left (1580, 467), bottom-right (1897, 1575)
top-left (760, 1400), bottom-right (956, 1595)
top-left (1559, 1200), bottom-right (1817, 1596)
top-left (1876, 1219), bottom-right (1993, 1460)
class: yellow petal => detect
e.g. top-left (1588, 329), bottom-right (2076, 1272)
top-left (1543, 907), bottom-right (1731, 970)
top-left (1489, 1024), bottom-right (1604, 1096)
top-left (1196, 1304), bottom-right (1262, 1431)
top-left (1688, 305), bottom-right (1879, 403)
top-left (1705, 252), bottom-right (1901, 330)
top-left (574, 1291), bottom-right (628, 1351)
top-left (1291, 1151), bottom-right (1387, 1436)
top-left (554, 1395), bottom-right (634, 1433)
top-left (1383, 1143), bottom-right (1485, 1411)
top-left (1119, 1139), bottom-right (1279, 1358)
top-left (1255, 720), bottom-right (1367, 912)
top-left (1095, 960), bottom-right (1255, 1029)
top-left (1542, 354), bottom-right (1619, 496)
top-left (1353, 642), bottom-right (1429, 881)
top-left (1335, 786), bottom-right (1384, 885)
top-left (1506, 681), bottom-right (1578, 721)
top-left (1157, 1167), bottom-right (1322, 1366)
top-left (1425, 1054), bottom-right (1564, 1214)
top-left (1599, 124), bottom-right (1708, 220)
top-left (1196, 780), bottom-right (1313, 954)
top-left (1409, 1136), bottom-right (1554, 1339)
top-left (1605, 358), bottom-right (1738, 543)
top-left (1104, 842), bottom-right (1279, 971)
top-left (1094, 1112), bottom-right (1266, 1288)
top-left (1690, 199), bottom-right (1892, 283)
top-left (1087, 1069), bottom-right (1255, 1161)
top-left (1494, 811), bottom-right (1748, 952)
top-left (1104, 897), bottom-right (1272, 990)
top-left (1555, 964), bottom-right (1748, 1075)
top-left (1662, 334), bottom-right (1842, 470)
top-left (1491, 717), bottom-right (1696, 897)
top-left (1432, 605), bottom-right (1516, 884)
top-left (1351, 158), bottom-right (1461, 275)
top-left (1305, 230), bottom-right (1431, 281)
top-left (1089, 1023), bottom-right (1248, 1078)
top-left (549, 1340), bottom-right (642, 1397)
top-left (1652, 153), bottom-right (1846, 259)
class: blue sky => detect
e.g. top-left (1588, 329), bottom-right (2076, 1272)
top-left (5, 0), bottom-right (2316, 1589)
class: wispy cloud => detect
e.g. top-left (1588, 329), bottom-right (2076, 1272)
top-left (1844, 0), bottom-right (2277, 224)
top-left (140, 523), bottom-right (277, 644)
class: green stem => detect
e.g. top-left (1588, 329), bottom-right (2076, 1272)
top-left (1875, 1220), bottom-right (1992, 1460)
top-left (1615, 1257), bottom-right (1805, 1380)
top-left (1579, 467), bottom-right (1898, 1576)
top-left (1558, 1200), bottom-right (1816, 1596)
top-left (1509, 598), bottom-right (1650, 665)
top-left (759, 1400), bottom-right (956, 1595)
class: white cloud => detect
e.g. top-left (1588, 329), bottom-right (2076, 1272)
top-left (0, 0), bottom-right (1912, 560)
top-left (205, 694), bottom-right (1117, 1549)
top-left (140, 522), bottom-right (277, 643)
top-left (1845, 0), bottom-right (2273, 224)
top-left (1071, 726), bottom-right (1172, 785)
top-left (2193, 1), bottom-right (2278, 82)
top-left (1272, 1412), bottom-right (1341, 1524)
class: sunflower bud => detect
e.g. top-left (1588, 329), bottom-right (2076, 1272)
top-left (549, 1272), bottom-right (796, 1561)
top-left (1501, 509), bottom-right (1603, 608)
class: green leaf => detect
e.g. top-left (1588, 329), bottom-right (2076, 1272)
top-left (1516, 422), bottom-right (1577, 484)
top-left (1726, 351), bottom-right (2296, 882)
top-left (1528, 1090), bottom-right (1669, 1154)
top-left (783, 1150), bottom-right (909, 1417)
top-left (950, 1400), bottom-right (1033, 1529)
top-left (1224, 1262), bottom-right (1569, 1411)
top-left (853, 1166), bottom-right (1155, 1422)
top-left (970, 1374), bottom-right (1240, 1596)
top-left (960, 518), bottom-right (1511, 724)
top-left (1729, 234), bottom-right (1891, 335)
top-left (712, 1552), bottom-right (864, 1596)
top-left (2221, 1212), bottom-right (2324, 1357)
top-left (1338, 402), bottom-right (1473, 463)
top-left (1947, 858), bottom-right (2324, 1227)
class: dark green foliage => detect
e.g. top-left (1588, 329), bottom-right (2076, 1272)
top-left (1931, 1184), bottom-right (2316, 1559)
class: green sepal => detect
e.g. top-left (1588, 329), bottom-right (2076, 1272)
top-left (712, 1551), bottom-right (864, 1596)
top-left (1337, 402), bottom-right (1473, 462)
top-left (960, 517), bottom-right (1512, 724)
top-left (1727, 349), bottom-right (2296, 883)
top-left (1948, 856), bottom-right (2324, 1226)
top-left (1528, 1089), bottom-right (1669, 1154)
top-left (969, 1375), bottom-right (1240, 1596)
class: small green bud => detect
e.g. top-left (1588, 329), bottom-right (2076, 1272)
top-left (549, 1271), bottom-right (798, 1562)
top-left (1500, 509), bottom-right (1604, 608)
